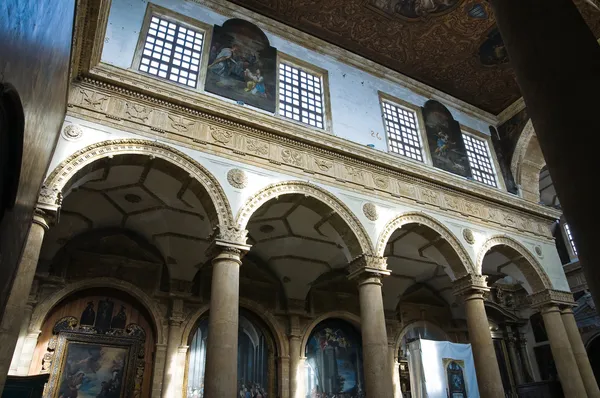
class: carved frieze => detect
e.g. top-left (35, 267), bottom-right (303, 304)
top-left (67, 80), bottom-right (559, 241)
top-left (529, 289), bottom-right (576, 309)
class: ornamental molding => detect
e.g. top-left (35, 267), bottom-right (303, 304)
top-left (363, 202), bottom-right (379, 221)
top-left (66, 80), bottom-right (559, 240)
top-left (347, 254), bottom-right (390, 281)
top-left (210, 224), bottom-right (250, 249)
top-left (452, 274), bottom-right (490, 297)
top-left (529, 289), bottom-right (576, 309)
top-left (476, 235), bottom-right (553, 292)
top-left (227, 168), bottom-right (248, 189)
top-left (376, 212), bottom-right (474, 277)
top-left (41, 138), bottom-right (234, 227)
top-left (235, 181), bottom-right (374, 256)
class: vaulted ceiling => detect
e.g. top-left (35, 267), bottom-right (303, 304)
top-left (228, 0), bottom-right (600, 114)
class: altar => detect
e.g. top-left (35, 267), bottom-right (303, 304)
top-left (407, 339), bottom-right (479, 398)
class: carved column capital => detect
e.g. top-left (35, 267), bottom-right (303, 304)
top-left (348, 254), bottom-right (390, 286)
top-left (32, 208), bottom-right (55, 230)
top-left (452, 274), bottom-right (490, 299)
top-left (37, 185), bottom-right (62, 214)
top-left (205, 224), bottom-right (251, 259)
top-left (168, 298), bottom-right (185, 326)
top-left (529, 289), bottom-right (576, 309)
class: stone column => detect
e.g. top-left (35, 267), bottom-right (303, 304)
top-left (506, 335), bottom-right (524, 386)
top-left (561, 307), bottom-right (600, 398)
top-left (0, 209), bottom-right (51, 392)
top-left (289, 314), bottom-right (302, 398)
top-left (453, 275), bottom-right (504, 398)
top-left (15, 330), bottom-right (41, 376)
top-left (161, 299), bottom-right (184, 398)
top-left (8, 302), bottom-right (35, 375)
top-left (203, 226), bottom-right (249, 398)
top-left (517, 333), bottom-right (535, 382)
top-left (489, 0), bottom-right (600, 309)
top-left (348, 255), bottom-right (392, 397)
top-left (389, 342), bottom-right (402, 398)
top-left (152, 344), bottom-right (168, 398)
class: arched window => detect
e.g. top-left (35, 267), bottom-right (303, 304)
top-left (304, 319), bottom-right (364, 397)
top-left (186, 309), bottom-right (276, 398)
top-left (445, 360), bottom-right (467, 397)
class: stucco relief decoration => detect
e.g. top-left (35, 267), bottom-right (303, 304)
top-left (281, 148), bottom-right (303, 167)
top-left (168, 114), bottom-right (195, 133)
top-left (80, 89), bottom-right (108, 111)
top-left (462, 228), bottom-right (475, 245)
top-left (125, 103), bottom-right (152, 122)
top-left (363, 202), bottom-right (379, 221)
top-left (246, 138), bottom-right (269, 156)
top-left (210, 126), bottom-right (234, 145)
top-left (62, 124), bottom-right (83, 141)
top-left (314, 158), bottom-right (333, 172)
top-left (227, 168), bottom-right (248, 189)
top-left (534, 245), bottom-right (543, 257)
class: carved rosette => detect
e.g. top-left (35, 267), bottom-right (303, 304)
top-left (348, 254), bottom-right (390, 285)
top-left (227, 168), bottom-right (248, 189)
top-left (462, 228), bottom-right (475, 245)
top-left (452, 274), bottom-right (490, 298)
top-left (529, 289), bottom-right (576, 309)
top-left (363, 202), bottom-right (379, 221)
top-left (62, 124), bottom-right (83, 141)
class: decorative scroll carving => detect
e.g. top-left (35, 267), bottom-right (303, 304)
top-left (314, 158), bottom-right (333, 172)
top-left (168, 114), bottom-right (195, 133)
top-left (246, 138), bottom-right (269, 156)
top-left (209, 125), bottom-right (233, 145)
top-left (281, 148), bottom-right (303, 167)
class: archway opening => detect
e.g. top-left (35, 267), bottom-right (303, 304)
top-left (186, 309), bottom-right (277, 398)
top-left (304, 318), bottom-right (364, 396)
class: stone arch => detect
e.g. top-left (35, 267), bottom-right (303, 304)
top-left (235, 181), bottom-right (374, 255)
top-left (180, 297), bottom-right (288, 357)
top-left (477, 235), bottom-right (553, 293)
top-left (40, 138), bottom-right (234, 226)
top-left (300, 311), bottom-right (361, 354)
top-left (510, 120), bottom-right (546, 203)
top-left (376, 211), bottom-right (474, 277)
top-left (393, 320), bottom-right (449, 355)
top-left (29, 277), bottom-right (166, 344)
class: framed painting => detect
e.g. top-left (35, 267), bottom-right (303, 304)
top-left (204, 18), bottom-right (277, 113)
top-left (442, 358), bottom-right (468, 398)
top-left (42, 316), bottom-right (145, 398)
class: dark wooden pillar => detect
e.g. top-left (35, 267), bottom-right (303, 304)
top-left (490, 0), bottom-right (600, 306)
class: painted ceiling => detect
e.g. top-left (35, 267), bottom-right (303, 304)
top-left (227, 0), bottom-right (600, 114)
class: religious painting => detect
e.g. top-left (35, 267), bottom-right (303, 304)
top-left (394, 0), bottom-right (460, 19)
top-left (479, 28), bottom-right (509, 66)
top-left (305, 319), bottom-right (365, 397)
top-left (443, 358), bottom-right (467, 398)
top-left (422, 100), bottom-right (472, 178)
top-left (205, 19), bottom-right (277, 113)
top-left (186, 310), bottom-right (275, 398)
top-left (56, 343), bottom-right (127, 398)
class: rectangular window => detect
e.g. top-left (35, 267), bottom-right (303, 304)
top-left (381, 101), bottom-right (424, 162)
top-left (463, 133), bottom-right (497, 187)
top-left (278, 63), bottom-right (325, 129)
top-left (139, 15), bottom-right (204, 88)
top-left (564, 223), bottom-right (578, 256)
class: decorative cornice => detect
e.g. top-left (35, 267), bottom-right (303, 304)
top-left (347, 255), bottom-right (390, 282)
top-left (67, 80), bottom-right (560, 242)
top-left (529, 289), bottom-right (576, 309)
top-left (452, 274), bottom-right (490, 297)
top-left (497, 97), bottom-right (526, 125)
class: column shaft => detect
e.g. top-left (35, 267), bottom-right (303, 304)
top-left (204, 248), bottom-right (242, 398)
top-left (463, 292), bottom-right (505, 398)
top-left (541, 305), bottom-right (587, 397)
top-left (161, 321), bottom-right (183, 398)
top-left (490, 0), bottom-right (600, 309)
top-left (358, 276), bottom-right (392, 396)
top-left (506, 336), bottom-right (524, 386)
top-left (389, 344), bottom-right (402, 398)
top-left (518, 333), bottom-right (535, 382)
top-left (152, 344), bottom-right (168, 398)
top-left (561, 308), bottom-right (600, 398)
top-left (8, 303), bottom-right (34, 375)
top-left (289, 335), bottom-right (301, 398)
top-left (0, 213), bottom-right (48, 392)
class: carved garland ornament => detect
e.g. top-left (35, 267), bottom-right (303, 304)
top-left (235, 181), bottom-right (375, 255)
top-left (42, 139), bottom-right (234, 226)
top-left (363, 202), bottom-right (379, 221)
top-left (376, 212), bottom-right (474, 276)
top-left (227, 168), bottom-right (248, 189)
top-left (476, 236), bottom-right (553, 292)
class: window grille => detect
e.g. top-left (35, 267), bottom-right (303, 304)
top-left (278, 63), bottom-right (324, 129)
top-left (139, 15), bottom-right (203, 88)
top-left (462, 133), bottom-right (497, 187)
top-left (564, 223), bottom-right (578, 256)
top-left (381, 101), bottom-right (424, 162)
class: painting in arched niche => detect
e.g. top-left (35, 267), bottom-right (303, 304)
top-left (305, 319), bottom-right (364, 397)
top-left (186, 309), bottom-right (276, 398)
top-left (443, 359), bottom-right (467, 398)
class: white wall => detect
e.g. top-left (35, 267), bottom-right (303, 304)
top-left (102, 0), bottom-right (492, 157)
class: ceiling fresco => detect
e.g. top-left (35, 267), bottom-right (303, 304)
top-left (227, 0), bottom-right (600, 114)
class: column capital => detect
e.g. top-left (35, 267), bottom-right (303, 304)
top-left (452, 274), bottom-right (490, 297)
top-left (347, 254), bottom-right (390, 284)
top-left (32, 208), bottom-right (54, 230)
top-left (205, 224), bottom-right (251, 258)
top-left (37, 185), bottom-right (62, 213)
top-left (529, 289), bottom-right (576, 309)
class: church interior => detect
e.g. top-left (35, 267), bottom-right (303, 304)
top-left (1, 0), bottom-right (599, 397)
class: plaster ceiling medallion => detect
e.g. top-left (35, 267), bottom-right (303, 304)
top-left (462, 228), bottom-right (475, 245)
top-left (227, 168), bottom-right (248, 189)
top-left (363, 202), bottom-right (379, 221)
top-left (62, 124), bottom-right (83, 141)
top-left (534, 245), bottom-right (543, 257)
